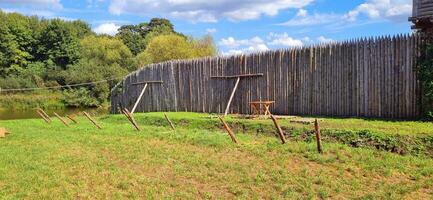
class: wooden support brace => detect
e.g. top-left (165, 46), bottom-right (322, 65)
top-left (123, 108), bottom-right (141, 131)
top-left (131, 81), bottom-right (163, 85)
top-left (224, 77), bottom-right (241, 116)
top-left (164, 113), bottom-right (175, 131)
top-left (36, 110), bottom-right (50, 123)
top-left (270, 115), bottom-right (286, 144)
top-left (37, 108), bottom-right (51, 122)
top-left (53, 112), bottom-right (69, 127)
top-left (210, 73), bottom-right (264, 78)
top-left (218, 116), bottom-right (238, 144)
top-left (66, 115), bottom-right (78, 124)
top-left (314, 119), bottom-right (323, 154)
top-left (83, 111), bottom-right (102, 129)
top-left (131, 83), bottom-right (148, 114)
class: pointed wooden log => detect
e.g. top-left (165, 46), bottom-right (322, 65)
top-left (53, 112), bottom-right (69, 127)
top-left (36, 110), bottom-right (50, 123)
top-left (270, 115), bottom-right (286, 144)
top-left (218, 116), bottom-right (238, 144)
top-left (66, 115), bottom-right (78, 124)
top-left (123, 108), bottom-right (141, 131)
top-left (314, 119), bottom-right (323, 153)
top-left (83, 111), bottom-right (102, 129)
top-left (37, 108), bottom-right (51, 122)
top-left (164, 113), bottom-right (175, 131)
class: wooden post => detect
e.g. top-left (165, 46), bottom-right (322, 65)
top-left (36, 110), bottom-right (50, 123)
top-left (218, 116), bottom-right (238, 144)
top-left (83, 111), bottom-right (102, 129)
top-left (131, 83), bottom-right (148, 114)
top-left (66, 115), bottom-right (78, 124)
top-left (164, 113), bottom-right (175, 131)
top-left (270, 115), bottom-right (286, 144)
top-left (53, 112), bottom-right (69, 127)
top-left (123, 108), bottom-right (141, 131)
top-left (314, 119), bottom-right (323, 153)
top-left (37, 108), bottom-right (51, 122)
top-left (224, 77), bottom-right (241, 116)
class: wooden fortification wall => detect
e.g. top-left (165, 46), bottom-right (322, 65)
top-left (111, 34), bottom-right (426, 119)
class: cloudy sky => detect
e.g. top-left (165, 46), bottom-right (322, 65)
top-left (0, 0), bottom-right (413, 55)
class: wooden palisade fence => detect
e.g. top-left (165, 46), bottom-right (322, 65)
top-left (111, 34), bottom-right (427, 119)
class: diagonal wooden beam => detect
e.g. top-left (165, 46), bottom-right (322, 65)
top-left (53, 112), bottom-right (69, 127)
top-left (131, 83), bottom-right (148, 114)
top-left (83, 111), bottom-right (102, 129)
top-left (224, 77), bottom-right (241, 116)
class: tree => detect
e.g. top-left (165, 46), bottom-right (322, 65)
top-left (63, 35), bottom-right (134, 106)
top-left (0, 12), bottom-right (35, 75)
top-left (136, 34), bottom-right (217, 67)
top-left (116, 18), bottom-right (179, 55)
top-left (37, 19), bottom-right (83, 70)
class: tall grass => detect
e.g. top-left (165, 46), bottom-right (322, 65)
top-left (0, 91), bottom-right (65, 110)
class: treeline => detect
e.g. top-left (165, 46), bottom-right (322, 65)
top-left (0, 11), bottom-right (216, 107)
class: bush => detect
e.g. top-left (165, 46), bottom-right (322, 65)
top-left (417, 40), bottom-right (433, 118)
top-left (61, 88), bottom-right (100, 107)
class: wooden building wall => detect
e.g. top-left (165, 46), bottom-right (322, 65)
top-left (111, 34), bottom-right (425, 119)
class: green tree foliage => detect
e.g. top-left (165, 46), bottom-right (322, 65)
top-left (116, 18), bottom-right (180, 55)
top-left (136, 34), bottom-right (217, 66)
top-left (0, 11), bottom-right (92, 90)
top-left (0, 11), bottom-right (214, 108)
top-left (0, 12), bottom-right (35, 74)
top-left (37, 19), bottom-right (90, 70)
top-left (63, 35), bottom-right (134, 106)
top-left (418, 41), bottom-right (433, 118)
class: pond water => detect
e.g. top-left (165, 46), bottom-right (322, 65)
top-left (0, 108), bottom-right (109, 120)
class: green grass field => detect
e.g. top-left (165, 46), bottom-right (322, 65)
top-left (0, 112), bottom-right (432, 199)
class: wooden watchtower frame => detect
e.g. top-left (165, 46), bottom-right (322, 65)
top-left (409, 0), bottom-right (433, 33)
top-left (211, 73), bottom-right (263, 116)
top-left (130, 80), bottom-right (163, 114)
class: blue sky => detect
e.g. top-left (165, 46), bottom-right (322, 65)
top-left (0, 0), bottom-right (413, 54)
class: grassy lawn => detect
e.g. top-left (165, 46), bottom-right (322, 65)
top-left (0, 112), bottom-right (432, 199)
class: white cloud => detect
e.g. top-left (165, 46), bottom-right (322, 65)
top-left (317, 36), bottom-right (334, 43)
top-left (219, 34), bottom-right (336, 55)
top-left (205, 28), bottom-right (217, 34)
top-left (109, 0), bottom-right (314, 22)
top-left (267, 32), bottom-right (303, 47)
top-left (0, 8), bottom-right (57, 18)
top-left (94, 23), bottom-right (120, 36)
top-left (0, 0), bottom-right (62, 9)
top-left (280, 9), bottom-right (340, 26)
top-left (219, 36), bottom-right (269, 55)
top-left (344, 0), bottom-right (412, 22)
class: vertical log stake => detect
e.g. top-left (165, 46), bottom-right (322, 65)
top-left (314, 119), bottom-right (323, 153)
